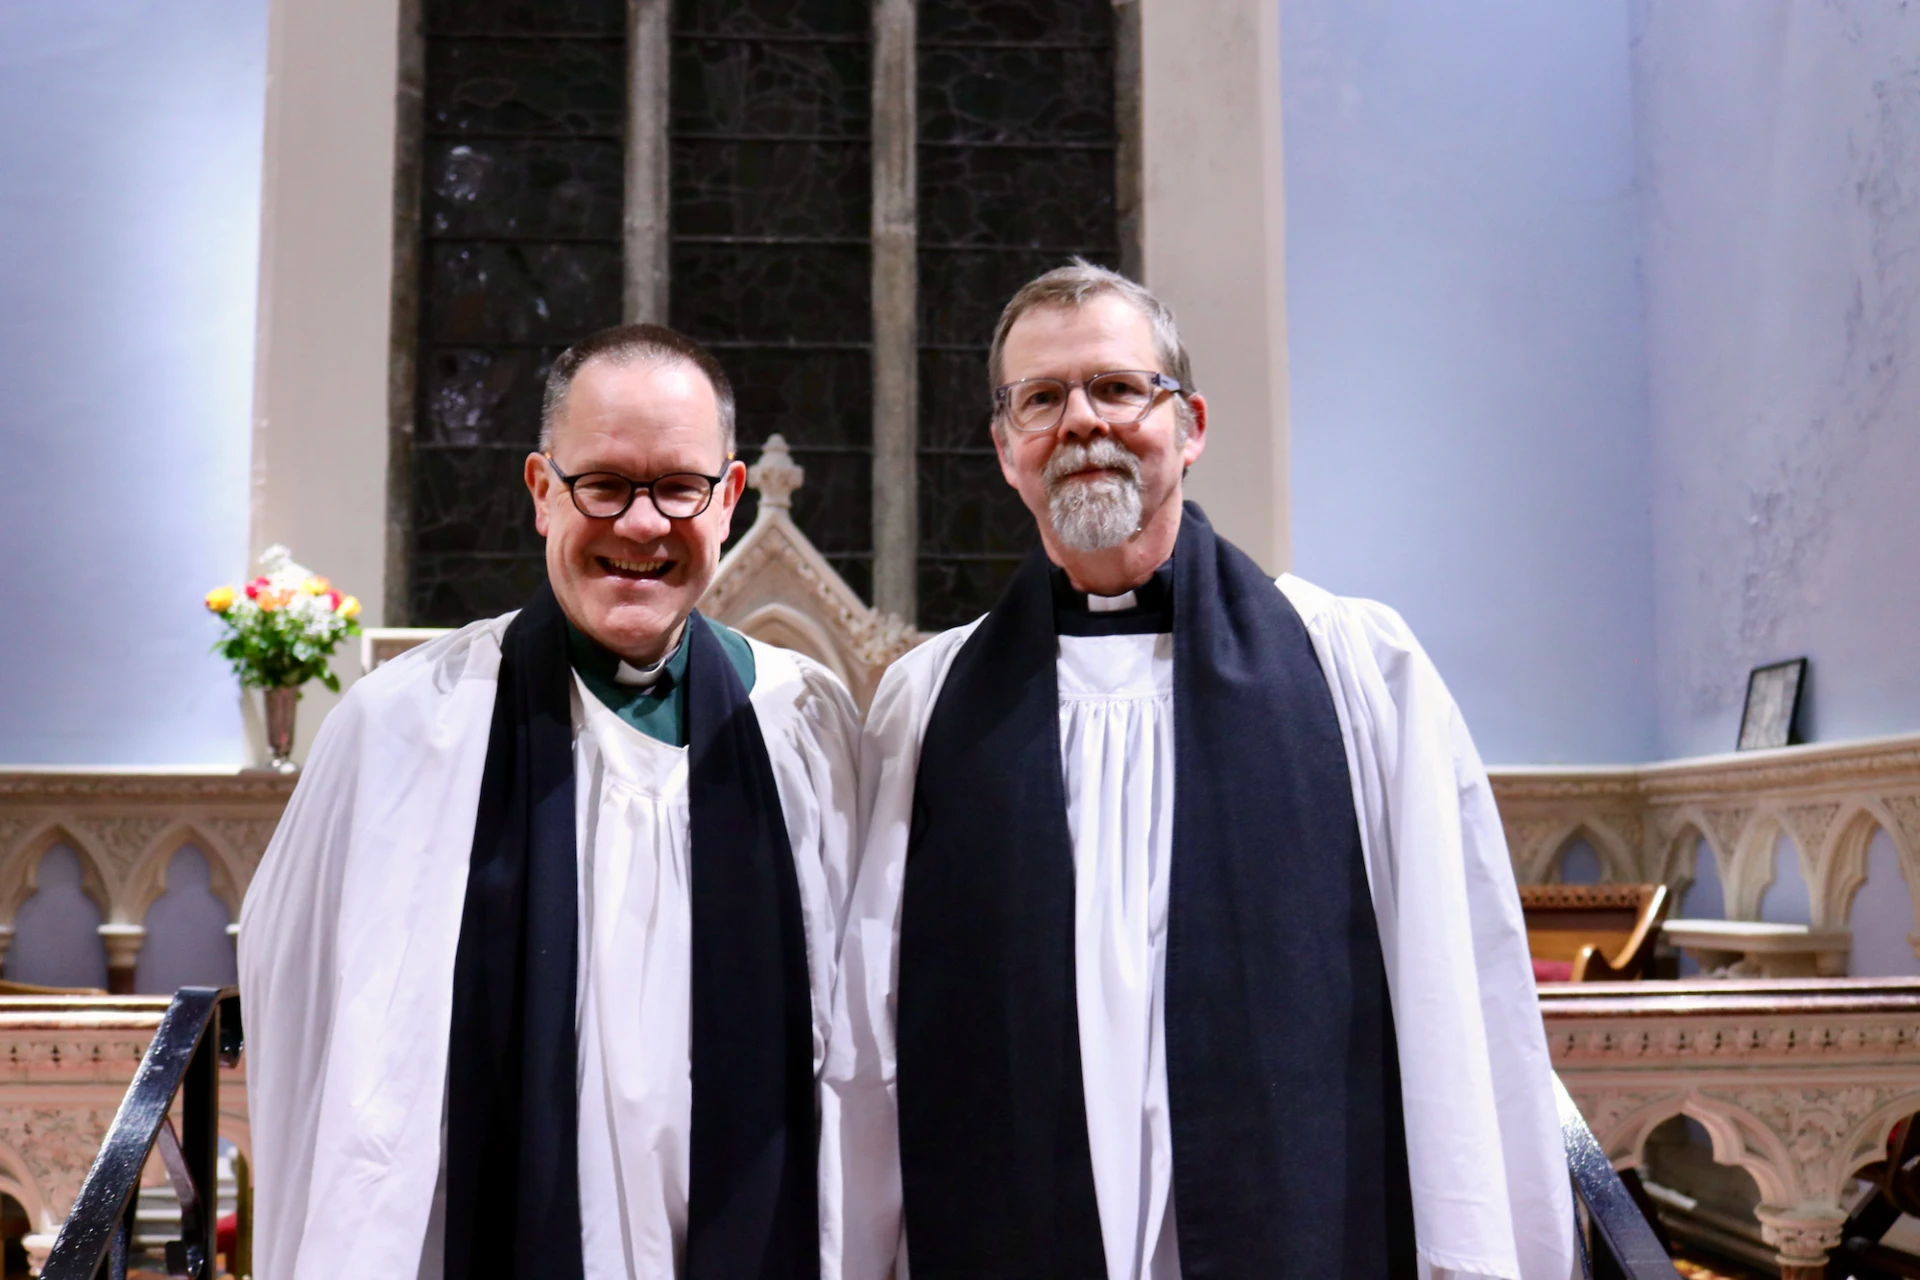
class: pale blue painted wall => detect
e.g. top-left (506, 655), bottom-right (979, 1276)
top-left (1283, 0), bottom-right (1920, 765)
top-left (1634, 1), bottom-right (1920, 759)
top-left (1281, 0), bottom-right (1658, 765)
top-left (0, 0), bottom-right (267, 765)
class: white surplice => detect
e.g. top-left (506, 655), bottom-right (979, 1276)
top-left (821, 574), bottom-right (1574, 1280)
top-left (239, 614), bottom-right (862, 1280)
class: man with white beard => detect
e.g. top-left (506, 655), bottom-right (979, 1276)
top-left (821, 263), bottom-right (1573, 1280)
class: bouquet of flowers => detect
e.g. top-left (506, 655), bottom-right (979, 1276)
top-left (204, 545), bottom-right (362, 692)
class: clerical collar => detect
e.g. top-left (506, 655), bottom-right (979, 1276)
top-left (566, 620), bottom-right (688, 689)
top-left (564, 619), bottom-right (691, 746)
top-left (563, 616), bottom-right (758, 747)
top-left (1051, 560), bottom-right (1174, 636)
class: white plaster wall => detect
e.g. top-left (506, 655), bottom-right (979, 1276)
top-left (0, 1), bottom-right (268, 764)
top-left (1140, 0), bottom-right (1291, 573)
top-left (1637, 1), bottom-right (1920, 758)
top-left (1280, 0), bottom-right (1659, 765)
top-left (247, 0), bottom-right (401, 762)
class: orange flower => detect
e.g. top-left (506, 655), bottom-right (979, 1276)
top-left (258, 589), bottom-right (291, 612)
top-left (204, 586), bottom-right (236, 613)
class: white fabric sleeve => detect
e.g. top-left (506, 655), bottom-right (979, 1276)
top-left (754, 646), bottom-right (866, 1084)
top-left (819, 633), bottom-right (969, 1280)
top-left (790, 654), bottom-right (865, 950)
top-left (1445, 697), bottom-right (1580, 1280)
top-left (1281, 576), bottom-right (1574, 1280)
top-left (237, 690), bottom-right (366, 1280)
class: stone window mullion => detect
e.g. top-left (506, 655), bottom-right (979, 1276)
top-left (870, 0), bottom-right (919, 621)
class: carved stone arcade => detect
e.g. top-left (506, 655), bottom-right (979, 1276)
top-left (1541, 978), bottom-right (1920, 1277)
top-left (0, 771), bottom-right (293, 994)
top-left (1491, 734), bottom-right (1920, 948)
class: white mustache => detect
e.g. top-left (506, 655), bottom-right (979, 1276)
top-left (1044, 438), bottom-right (1141, 489)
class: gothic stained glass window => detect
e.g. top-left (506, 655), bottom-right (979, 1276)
top-left (409, 0), bottom-right (629, 625)
top-left (670, 0), bottom-right (874, 602)
top-left (915, 0), bottom-right (1122, 630)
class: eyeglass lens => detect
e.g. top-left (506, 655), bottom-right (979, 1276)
top-left (569, 472), bottom-right (715, 519)
top-left (1006, 371), bottom-right (1162, 432)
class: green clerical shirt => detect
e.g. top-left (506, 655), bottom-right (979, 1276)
top-left (565, 617), bottom-right (756, 748)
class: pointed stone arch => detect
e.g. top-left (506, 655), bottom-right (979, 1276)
top-left (1591, 1088), bottom-right (1798, 1207)
top-left (1545, 820), bottom-right (1638, 884)
top-left (0, 1133), bottom-right (51, 1233)
top-left (0, 823), bottom-right (114, 928)
top-left (120, 822), bottom-right (245, 928)
top-left (1820, 805), bottom-right (1902, 931)
top-left (1726, 809), bottom-right (1801, 921)
top-left (1656, 815), bottom-right (1714, 900)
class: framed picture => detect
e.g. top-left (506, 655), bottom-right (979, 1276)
top-left (1737, 658), bottom-right (1807, 751)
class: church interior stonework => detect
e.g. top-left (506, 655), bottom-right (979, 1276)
top-left (3, 1), bottom-right (1920, 1277)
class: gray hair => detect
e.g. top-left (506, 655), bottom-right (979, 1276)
top-left (985, 258), bottom-right (1196, 439)
top-left (539, 323), bottom-right (737, 456)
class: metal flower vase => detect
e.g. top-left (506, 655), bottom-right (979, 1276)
top-left (263, 686), bottom-right (301, 774)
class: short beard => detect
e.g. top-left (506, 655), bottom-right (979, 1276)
top-left (1044, 437), bottom-right (1143, 552)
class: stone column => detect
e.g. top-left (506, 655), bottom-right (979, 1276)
top-left (1138, 0), bottom-right (1292, 571)
top-left (22, 1230), bottom-right (54, 1277)
top-left (869, 0), bottom-right (918, 622)
top-left (1758, 1205), bottom-right (1847, 1279)
top-left (624, 0), bottom-right (671, 324)
top-left (97, 923), bottom-right (146, 995)
top-left (0, 923), bottom-right (15, 978)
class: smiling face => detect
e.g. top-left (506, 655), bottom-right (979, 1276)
top-left (993, 292), bottom-right (1207, 589)
top-left (524, 354), bottom-right (745, 664)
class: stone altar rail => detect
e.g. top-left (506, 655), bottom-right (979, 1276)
top-left (0, 996), bottom-right (248, 1273)
top-left (1489, 732), bottom-right (1920, 944)
top-left (0, 981), bottom-right (1907, 1277)
top-left (1540, 976), bottom-right (1920, 1277)
top-left (0, 972), bottom-right (1909, 1277)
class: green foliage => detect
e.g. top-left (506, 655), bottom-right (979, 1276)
top-left (210, 601), bottom-right (360, 691)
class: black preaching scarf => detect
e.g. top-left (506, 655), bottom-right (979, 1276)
top-left (442, 584), bottom-right (818, 1280)
top-left (897, 503), bottom-right (1416, 1279)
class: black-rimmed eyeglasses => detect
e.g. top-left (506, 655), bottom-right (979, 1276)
top-left (544, 455), bottom-right (726, 520)
top-left (993, 370), bottom-right (1184, 434)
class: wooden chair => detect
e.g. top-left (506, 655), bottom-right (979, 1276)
top-left (1519, 883), bottom-right (1670, 982)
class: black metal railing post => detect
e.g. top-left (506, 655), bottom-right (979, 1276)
top-left (1556, 1073), bottom-right (1684, 1279)
top-left (40, 987), bottom-right (240, 1280)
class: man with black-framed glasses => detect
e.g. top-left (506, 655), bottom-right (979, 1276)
top-left (825, 263), bottom-right (1573, 1279)
top-left (241, 323), bottom-right (860, 1280)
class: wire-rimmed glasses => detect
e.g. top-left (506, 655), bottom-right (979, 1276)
top-left (993, 370), bottom-right (1184, 434)
top-left (544, 455), bottom-right (726, 520)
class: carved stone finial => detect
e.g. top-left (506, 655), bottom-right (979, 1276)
top-left (748, 434), bottom-right (805, 511)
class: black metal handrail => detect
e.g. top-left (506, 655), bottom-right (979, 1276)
top-left (41, 987), bottom-right (242, 1280)
top-left (1557, 1072), bottom-right (1684, 1279)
